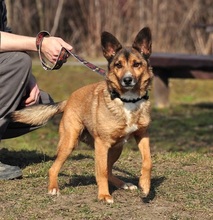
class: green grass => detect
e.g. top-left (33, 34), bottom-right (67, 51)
top-left (0, 64), bottom-right (213, 219)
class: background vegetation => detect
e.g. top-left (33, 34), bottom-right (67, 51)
top-left (5, 0), bottom-right (213, 56)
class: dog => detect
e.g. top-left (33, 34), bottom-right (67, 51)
top-left (10, 27), bottom-right (153, 203)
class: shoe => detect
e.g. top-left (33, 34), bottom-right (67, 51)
top-left (0, 162), bottom-right (22, 180)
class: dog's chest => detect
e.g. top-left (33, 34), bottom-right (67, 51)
top-left (123, 102), bottom-right (140, 134)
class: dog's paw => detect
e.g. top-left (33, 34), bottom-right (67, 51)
top-left (139, 179), bottom-right (150, 196)
top-left (98, 194), bottom-right (114, 204)
top-left (48, 188), bottom-right (60, 196)
top-left (141, 187), bottom-right (150, 197)
top-left (121, 183), bottom-right (138, 190)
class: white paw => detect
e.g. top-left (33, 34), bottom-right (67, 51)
top-left (121, 183), bottom-right (138, 190)
top-left (106, 198), bottom-right (114, 204)
top-left (48, 188), bottom-right (60, 196)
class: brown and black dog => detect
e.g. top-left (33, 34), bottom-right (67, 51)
top-left (10, 27), bottom-right (153, 203)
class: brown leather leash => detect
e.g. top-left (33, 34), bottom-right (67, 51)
top-left (36, 31), bottom-right (106, 76)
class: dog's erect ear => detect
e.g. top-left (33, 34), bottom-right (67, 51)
top-left (132, 27), bottom-right (152, 59)
top-left (101, 32), bottom-right (122, 61)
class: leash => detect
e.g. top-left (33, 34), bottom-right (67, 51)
top-left (36, 31), bottom-right (106, 76)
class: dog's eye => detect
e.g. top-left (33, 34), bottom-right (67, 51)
top-left (133, 62), bottom-right (142, 68)
top-left (114, 62), bottom-right (122, 69)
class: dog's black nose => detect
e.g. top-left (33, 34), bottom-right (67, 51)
top-left (122, 76), bottom-right (133, 85)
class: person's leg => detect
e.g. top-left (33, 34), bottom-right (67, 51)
top-left (0, 51), bottom-right (32, 179)
top-left (0, 51), bottom-right (53, 179)
top-left (2, 91), bottom-right (54, 139)
top-left (0, 52), bottom-right (32, 139)
top-left (0, 51), bottom-right (54, 139)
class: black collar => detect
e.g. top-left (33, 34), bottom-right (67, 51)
top-left (110, 90), bottom-right (149, 103)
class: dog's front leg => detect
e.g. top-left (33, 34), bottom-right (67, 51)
top-left (48, 119), bottom-right (82, 196)
top-left (94, 138), bottom-right (113, 203)
top-left (135, 131), bottom-right (152, 196)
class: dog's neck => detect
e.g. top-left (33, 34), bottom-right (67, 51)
top-left (110, 90), bottom-right (149, 103)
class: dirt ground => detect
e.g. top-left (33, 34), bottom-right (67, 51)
top-left (0, 150), bottom-right (212, 220)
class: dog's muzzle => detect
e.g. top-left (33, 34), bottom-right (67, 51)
top-left (121, 75), bottom-right (136, 89)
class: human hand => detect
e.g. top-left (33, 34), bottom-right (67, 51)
top-left (22, 75), bottom-right (40, 107)
top-left (41, 37), bottom-right (73, 64)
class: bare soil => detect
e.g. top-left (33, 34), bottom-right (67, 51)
top-left (0, 149), bottom-right (212, 220)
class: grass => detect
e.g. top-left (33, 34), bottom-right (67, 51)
top-left (0, 63), bottom-right (213, 219)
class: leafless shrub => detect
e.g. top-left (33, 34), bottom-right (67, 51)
top-left (5, 0), bottom-right (213, 55)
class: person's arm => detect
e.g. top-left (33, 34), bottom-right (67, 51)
top-left (0, 31), bottom-right (73, 63)
top-left (0, 31), bottom-right (36, 51)
top-left (0, 31), bottom-right (73, 107)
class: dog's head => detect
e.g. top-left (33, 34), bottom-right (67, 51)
top-left (101, 27), bottom-right (153, 102)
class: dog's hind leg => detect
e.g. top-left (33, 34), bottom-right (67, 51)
top-left (48, 119), bottom-right (83, 196)
top-left (108, 145), bottom-right (123, 188)
top-left (108, 146), bottom-right (137, 190)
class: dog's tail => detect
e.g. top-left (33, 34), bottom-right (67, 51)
top-left (8, 100), bottom-right (67, 126)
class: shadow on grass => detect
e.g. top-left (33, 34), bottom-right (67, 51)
top-left (66, 174), bottom-right (96, 187)
top-left (0, 149), bottom-right (94, 169)
top-left (70, 153), bottom-right (94, 161)
top-left (192, 102), bottom-right (213, 109)
top-left (142, 176), bottom-right (166, 203)
top-left (112, 166), bottom-right (166, 203)
top-left (63, 168), bottom-right (165, 203)
top-left (0, 148), bottom-right (54, 168)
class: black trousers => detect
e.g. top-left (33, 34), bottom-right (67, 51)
top-left (0, 51), bottom-right (53, 139)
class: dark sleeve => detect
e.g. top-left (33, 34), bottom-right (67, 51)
top-left (0, 0), bottom-right (12, 32)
